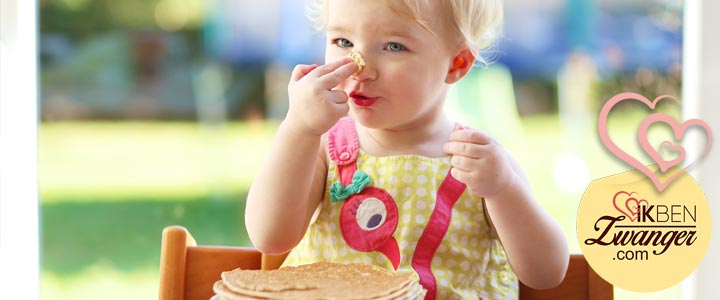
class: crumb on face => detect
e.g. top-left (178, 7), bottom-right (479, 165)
top-left (350, 49), bottom-right (366, 74)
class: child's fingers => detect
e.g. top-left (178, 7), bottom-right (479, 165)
top-left (317, 60), bottom-right (357, 88)
top-left (290, 64), bottom-right (319, 81)
top-left (444, 141), bottom-right (484, 159)
top-left (324, 90), bottom-right (350, 116)
top-left (449, 129), bottom-right (493, 145)
top-left (450, 155), bottom-right (476, 172)
top-left (326, 89), bottom-right (350, 104)
top-left (450, 168), bottom-right (472, 184)
top-left (309, 57), bottom-right (354, 78)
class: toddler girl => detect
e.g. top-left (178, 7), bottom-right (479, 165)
top-left (246, 0), bottom-right (569, 299)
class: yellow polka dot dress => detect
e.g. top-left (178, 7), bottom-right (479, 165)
top-left (283, 118), bottom-right (518, 300)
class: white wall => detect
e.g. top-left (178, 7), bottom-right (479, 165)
top-left (0, 0), bottom-right (39, 299)
top-left (683, 1), bottom-right (720, 299)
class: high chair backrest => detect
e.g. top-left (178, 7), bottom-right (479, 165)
top-left (158, 226), bottom-right (285, 300)
top-left (158, 225), bottom-right (612, 300)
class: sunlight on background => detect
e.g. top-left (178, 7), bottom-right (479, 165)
top-left (553, 153), bottom-right (590, 194)
top-left (154, 0), bottom-right (207, 32)
top-left (38, 0), bottom-right (684, 299)
top-left (59, 0), bottom-right (89, 11)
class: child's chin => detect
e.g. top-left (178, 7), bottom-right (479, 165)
top-left (348, 110), bottom-right (384, 129)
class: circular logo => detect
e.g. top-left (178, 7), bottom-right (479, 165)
top-left (577, 168), bottom-right (711, 292)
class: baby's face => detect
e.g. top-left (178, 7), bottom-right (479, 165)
top-left (325, 0), bottom-right (459, 129)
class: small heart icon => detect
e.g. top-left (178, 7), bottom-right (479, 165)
top-left (613, 191), bottom-right (640, 221)
top-left (598, 93), bottom-right (713, 192)
top-left (624, 198), bottom-right (649, 222)
top-left (656, 141), bottom-right (685, 170)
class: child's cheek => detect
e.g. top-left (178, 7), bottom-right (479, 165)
top-left (325, 48), bottom-right (348, 65)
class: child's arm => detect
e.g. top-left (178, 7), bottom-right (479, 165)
top-left (444, 129), bottom-right (569, 290)
top-left (245, 58), bottom-right (358, 255)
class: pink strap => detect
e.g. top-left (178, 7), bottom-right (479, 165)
top-left (411, 172), bottom-right (466, 300)
top-left (327, 117), bottom-right (359, 186)
top-left (411, 123), bottom-right (468, 300)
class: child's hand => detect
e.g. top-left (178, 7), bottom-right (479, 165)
top-left (285, 58), bottom-right (358, 136)
top-left (444, 129), bottom-right (518, 198)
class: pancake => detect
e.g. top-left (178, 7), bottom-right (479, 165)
top-left (213, 262), bottom-right (424, 300)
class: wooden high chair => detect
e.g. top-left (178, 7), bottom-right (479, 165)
top-left (158, 225), bottom-right (613, 300)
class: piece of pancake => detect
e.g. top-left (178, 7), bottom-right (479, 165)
top-left (393, 282), bottom-right (426, 300)
top-left (217, 262), bottom-right (419, 300)
top-left (213, 281), bottom-right (265, 300)
top-left (364, 280), bottom-right (414, 300)
top-left (349, 49), bottom-right (366, 74)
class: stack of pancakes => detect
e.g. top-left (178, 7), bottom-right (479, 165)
top-left (211, 262), bottom-right (426, 300)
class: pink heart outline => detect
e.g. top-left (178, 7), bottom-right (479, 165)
top-left (655, 141), bottom-right (685, 171)
top-left (598, 93), bottom-right (714, 192)
top-left (612, 191), bottom-right (637, 221)
top-left (638, 113), bottom-right (710, 174)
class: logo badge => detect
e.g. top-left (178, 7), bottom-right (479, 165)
top-left (578, 169), bottom-right (711, 292)
top-left (579, 93), bottom-right (713, 292)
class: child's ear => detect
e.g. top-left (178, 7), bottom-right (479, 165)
top-left (445, 48), bottom-right (475, 84)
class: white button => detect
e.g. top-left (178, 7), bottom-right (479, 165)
top-left (339, 152), bottom-right (350, 160)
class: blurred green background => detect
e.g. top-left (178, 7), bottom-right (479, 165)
top-left (39, 0), bottom-right (684, 299)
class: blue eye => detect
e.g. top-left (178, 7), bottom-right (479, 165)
top-left (385, 42), bottom-right (406, 52)
top-left (334, 38), bottom-right (353, 48)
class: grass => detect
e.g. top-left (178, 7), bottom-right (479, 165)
top-left (39, 121), bottom-right (277, 202)
top-left (41, 196), bottom-right (249, 274)
top-left (39, 114), bottom-right (681, 300)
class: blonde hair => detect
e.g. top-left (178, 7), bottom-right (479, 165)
top-left (305, 0), bottom-right (503, 66)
